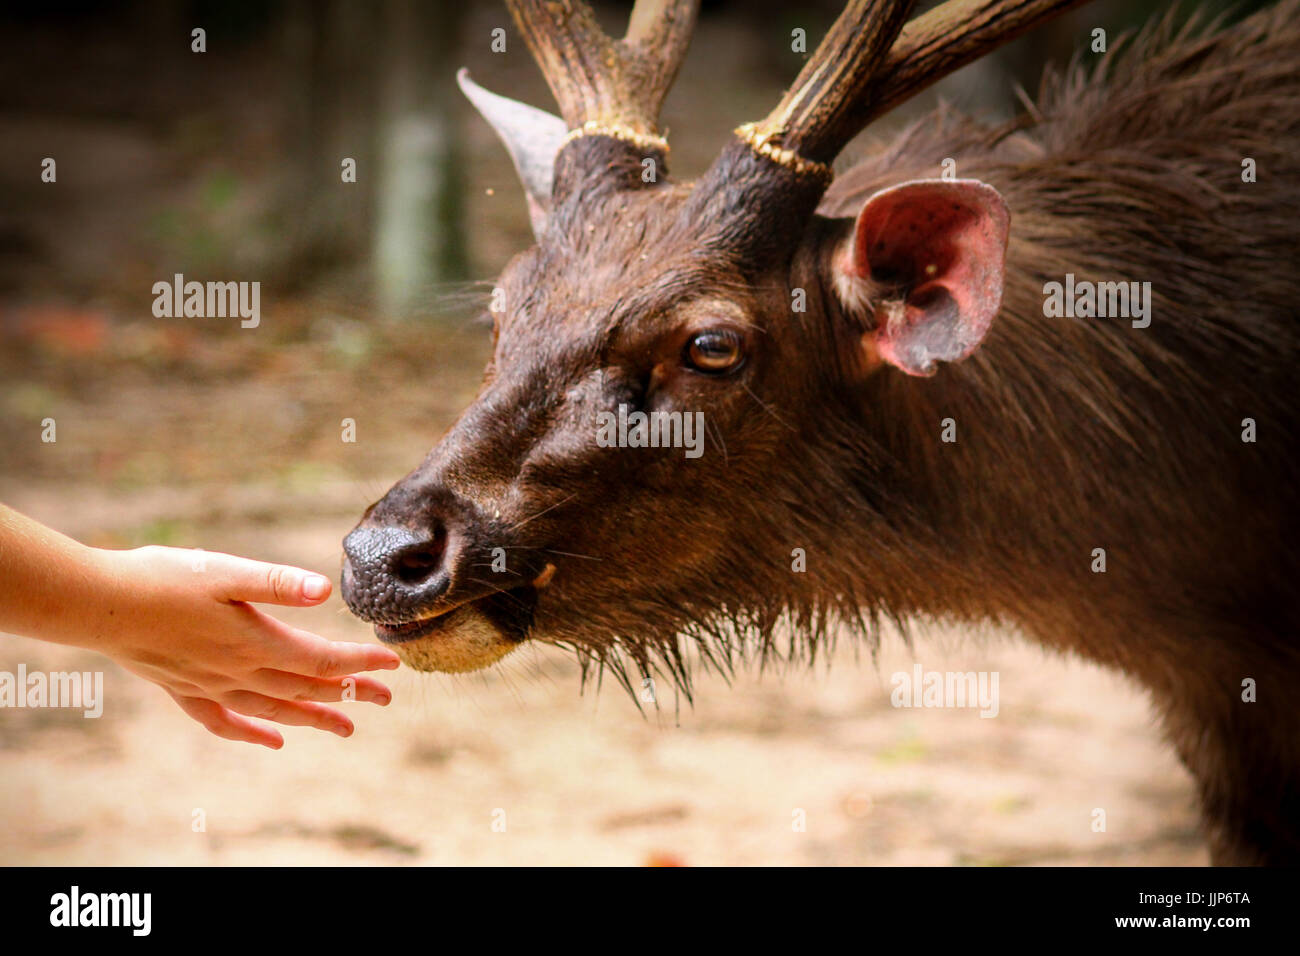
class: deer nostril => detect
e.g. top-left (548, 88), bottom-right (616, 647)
top-left (390, 532), bottom-right (446, 587)
top-left (394, 547), bottom-right (440, 584)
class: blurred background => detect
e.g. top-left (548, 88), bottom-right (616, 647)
top-left (0, 0), bottom-right (1255, 865)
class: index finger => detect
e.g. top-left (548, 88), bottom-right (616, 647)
top-left (251, 612), bottom-right (401, 676)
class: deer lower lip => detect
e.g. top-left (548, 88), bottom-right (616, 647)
top-left (374, 615), bottom-right (447, 643)
top-left (374, 584), bottom-right (539, 645)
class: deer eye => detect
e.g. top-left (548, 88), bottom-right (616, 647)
top-left (684, 329), bottom-right (744, 374)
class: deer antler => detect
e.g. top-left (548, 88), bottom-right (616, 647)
top-left (869, 0), bottom-right (1092, 126)
top-left (743, 0), bottom-right (1092, 170)
top-left (507, 0), bottom-right (700, 151)
top-left (742, 0), bottom-right (917, 171)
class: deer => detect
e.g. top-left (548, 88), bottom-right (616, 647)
top-left (340, 0), bottom-right (1300, 865)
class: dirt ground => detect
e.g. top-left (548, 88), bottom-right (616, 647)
top-left (0, 575), bottom-right (1205, 866)
top-left (0, 315), bottom-right (1205, 865)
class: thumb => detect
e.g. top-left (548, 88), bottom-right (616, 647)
top-left (209, 553), bottom-right (333, 607)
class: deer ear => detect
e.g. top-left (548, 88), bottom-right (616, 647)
top-left (836, 179), bottom-right (1009, 377)
top-left (457, 69), bottom-right (566, 239)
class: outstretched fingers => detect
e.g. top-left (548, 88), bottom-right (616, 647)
top-left (169, 693), bottom-right (284, 749)
top-left (252, 612), bottom-right (401, 677)
top-left (219, 691), bottom-right (355, 737)
top-left (249, 669), bottom-right (393, 705)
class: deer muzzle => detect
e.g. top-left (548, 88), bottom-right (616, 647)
top-left (340, 516), bottom-right (546, 673)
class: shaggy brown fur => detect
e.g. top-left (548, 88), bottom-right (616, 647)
top-left (815, 3), bottom-right (1300, 863)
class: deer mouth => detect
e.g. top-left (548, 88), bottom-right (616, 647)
top-left (371, 576), bottom-right (547, 673)
top-left (374, 584), bottom-right (539, 644)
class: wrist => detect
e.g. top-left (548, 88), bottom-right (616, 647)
top-left (45, 543), bottom-right (136, 653)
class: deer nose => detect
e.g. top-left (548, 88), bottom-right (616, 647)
top-left (341, 524), bottom-right (449, 623)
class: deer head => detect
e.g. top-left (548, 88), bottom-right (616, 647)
top-left (342, 0), bottom-right (1087, 691)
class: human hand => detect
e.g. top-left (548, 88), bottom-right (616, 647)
top-left (86, 545), bottom-right (400, 748)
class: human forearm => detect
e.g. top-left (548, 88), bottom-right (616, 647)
top-left (0, 503), bottom-right (114, 648)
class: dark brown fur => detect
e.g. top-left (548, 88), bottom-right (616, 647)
top-left (819, 4), bottom-right (1300, 863)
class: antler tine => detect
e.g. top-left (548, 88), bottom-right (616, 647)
top-left (507, 0), bottom-right (700, 144)
top-left (624, 0), bottom-right (699, 122)
top-left (745, 0), bottom-right (917, 167)
top-left (863, 0), bottom-right (1093, 128)
top-left (743, 0), bottom-right (1092, 174)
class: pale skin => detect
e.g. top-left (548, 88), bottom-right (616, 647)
top-left (0, 504), bottom-right (399, 748)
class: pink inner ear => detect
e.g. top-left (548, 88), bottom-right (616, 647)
top-left (851, 179), bottom-right (1010, 376)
